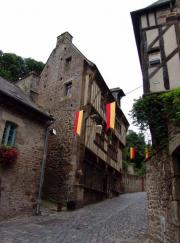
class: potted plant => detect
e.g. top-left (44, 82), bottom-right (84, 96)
top-left (0, 145), bottom-right (18, 166)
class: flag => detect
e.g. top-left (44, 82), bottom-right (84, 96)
top-left (145, 147), bottom-right (150, 159)
top-left (130, 147), bottom-right (136, 160)
top-left (106, 102), bottom-right (116, 130)
top-left (74, 110), bottom-right (83, 136)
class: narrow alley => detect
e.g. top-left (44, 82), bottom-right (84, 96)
top-left (0, 192), bottom-right (148, 243)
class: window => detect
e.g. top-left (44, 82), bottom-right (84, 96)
top-left (108, 135), bottom-right (118, 161)
top-left (65, 82), bottom-right (72, 97)
top-left (115, 119), bottom-right (121, 134)
top-left (148, 48), bottom-right (161, 68)
top-left (95, 133), bottom-right (104, 149)
top-left (1, 121), bottom-right (17, 146)
top-left (65, 56), bottom-right (72, 71)
top-left (101, 96), bottom-right (106, 112)
top-left (149, 59), bottom-right (161, 67)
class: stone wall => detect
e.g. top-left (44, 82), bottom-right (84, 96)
top-left (122, 174), bottom-right (145, 193)
top-left (0, 106), bottom-right (46, 219)
top-left (146, 148), bottom-right (180, 243)
top-left (37, 32), bottom-right (85, 206)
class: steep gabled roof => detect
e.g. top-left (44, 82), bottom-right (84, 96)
top-left (0, 76), bottom-right (52, 122)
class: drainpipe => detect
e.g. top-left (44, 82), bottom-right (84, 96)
top-left (36, 121), bottom-right (55, 215)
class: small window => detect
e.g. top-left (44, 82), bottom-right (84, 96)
top-left (101, 96), bottom-right (106, 112)
top-left (95, 133), bottom-right (104, 149)
top-left (115, 119), bottom-right (121, 134)
top-left (65, 82), bottom-right (72, 97)
top-left (149, 59), bottom-right (161, 67)
top-left (1, 121), bottom-right (17, 146)
top-left (65, 56), bottom-right (72, 71)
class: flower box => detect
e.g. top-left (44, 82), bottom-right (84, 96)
top-left (0, 146), bottom-right (18, 166)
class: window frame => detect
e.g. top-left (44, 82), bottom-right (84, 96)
top-left (64, 56), bottom-right (72, 71)
top-left (1, 121), bottom-right (17, 146)
top-left (64, 81), bottom-right (72, 97)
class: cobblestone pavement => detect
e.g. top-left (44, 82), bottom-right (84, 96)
top-left (0, 192), bottom-right (148, 243)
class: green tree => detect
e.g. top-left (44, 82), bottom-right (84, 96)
top-left (131, 88), bottom-right (180, 148)
top-left (0, 51), bottom-right (44, 82)
top-left (124, 130), bottom-right (147, 169)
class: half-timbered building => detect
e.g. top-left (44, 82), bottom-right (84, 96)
top-left (17, 32), bottom-right (129, 208)
top-left (131, 1), bottom-right (180, 242)
top-left (131, 0), bottom-right (180, 94)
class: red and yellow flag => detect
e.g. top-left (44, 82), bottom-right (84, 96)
top-left (74, 110), bottom-right (83, 136)
top-left (130, 147), bottom-right (136, 160)
top-left (106, 102), bottom-right (116, 130)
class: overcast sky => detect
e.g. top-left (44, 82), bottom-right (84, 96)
top-left (0, 0), bottom-right (155, 136)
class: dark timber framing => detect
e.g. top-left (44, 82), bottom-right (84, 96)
top-left (159, 26), bottom-right (170, 90)
top-left (131, 0), bottom-right (179, 94)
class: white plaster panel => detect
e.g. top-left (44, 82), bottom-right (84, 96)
top-left (163, 25), bottom-right (177, 57)
top-left (149, 13), bottom-right (156, 26)
top-left (149, 68), bottom-right (165, 92)
top-left (141, 15), bottom-right (147, 28)
top-left (146, 29), bottom-right (159, 47)
top-left (168, 53), bottom-right (180, 89)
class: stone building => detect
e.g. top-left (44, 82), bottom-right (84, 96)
top-left (0, 76), bottom-right (53, 218)
top-left (17, 32), bottom-right (129, 209)
top-left (131, 0), bottom-right (180, 242)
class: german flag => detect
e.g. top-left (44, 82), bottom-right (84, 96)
top-left (74, 110), bottom-right (83, 136)
top-left (130, 147), bottom-right (136, 160)
top-left (106, 102), bottom-right (116, 130)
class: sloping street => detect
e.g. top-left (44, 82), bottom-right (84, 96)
top-left (0, 192), bottom-right (148, 243)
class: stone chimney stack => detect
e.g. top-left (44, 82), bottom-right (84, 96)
top-left (56, 32), bottom-right (73, 46)
top-left (110, 88), bottom-right (125, 107)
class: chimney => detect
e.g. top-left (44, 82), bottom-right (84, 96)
top-left (56, 32), bottom-right (73, 46)
top-left (110, 88), bottom-right (125, 107)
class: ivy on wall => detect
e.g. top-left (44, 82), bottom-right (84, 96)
top-left (131, 88), bottom-right (180, 148)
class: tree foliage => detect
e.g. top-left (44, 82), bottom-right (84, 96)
top-left (123, 130), bottom-right (147, 171)
top-left (0, 51), bottom-right (44, 82)
top-left (131, 88), bottom-right (180, 148)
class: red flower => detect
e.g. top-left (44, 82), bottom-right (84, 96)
top-left (0, 146), bottom-right (18, 165)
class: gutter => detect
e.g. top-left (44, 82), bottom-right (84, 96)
top-left (35, 120), bottom-right (55, 215)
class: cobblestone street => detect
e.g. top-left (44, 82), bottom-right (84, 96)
top-left (0, 192), bottom-right (148, 243)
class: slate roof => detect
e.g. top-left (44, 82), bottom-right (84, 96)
top-left (148, 0), bottom-right (172, 8)
top-left (0, 76), bottom-right (52, 121)
top-left (132, 0), bottom-right (174, 13)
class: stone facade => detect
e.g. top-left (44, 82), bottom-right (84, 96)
top-left (131, 0), bottom-right (180, 242)
top-left (146, 146), bottom-right (180, 243)
top-left (17, 32), bottom-right (129, 209)
top-left (122, 174), bottom-right (145, 193)
top-left (0, 105), bottom-right (48, 219)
